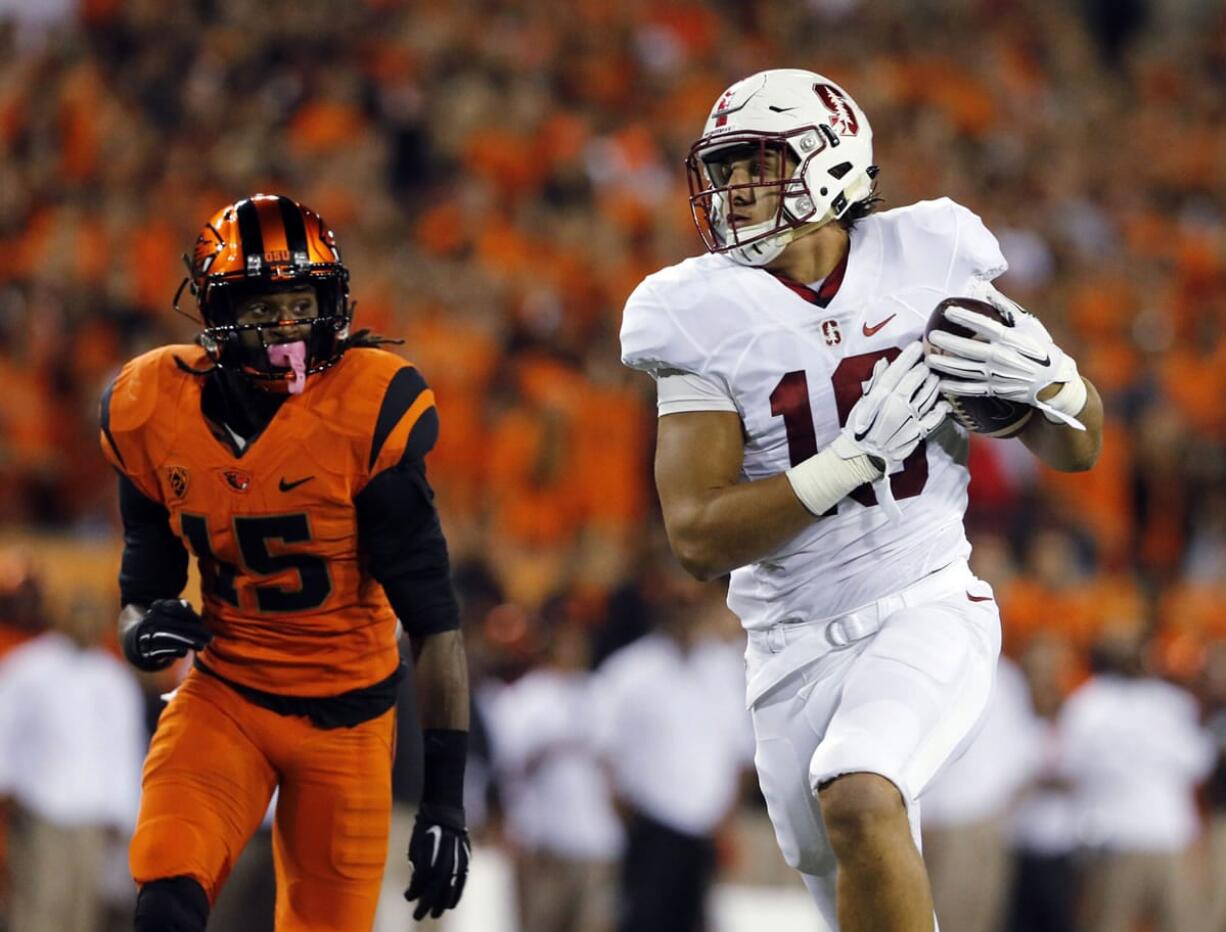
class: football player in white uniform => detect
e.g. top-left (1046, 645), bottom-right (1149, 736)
top-left (619, 69), bottom-right (1102, 932)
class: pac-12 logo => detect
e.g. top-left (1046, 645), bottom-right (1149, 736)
top-left (166, 465), bottom-right (190, 499)
top-left (813, 83), bottom-right (860, 136)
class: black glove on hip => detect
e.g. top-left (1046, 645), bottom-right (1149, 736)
top-left (122, 599), bottom-right (211, 672)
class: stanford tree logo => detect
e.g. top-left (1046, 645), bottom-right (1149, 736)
top-left (813, 83), bottom-right (860, 136)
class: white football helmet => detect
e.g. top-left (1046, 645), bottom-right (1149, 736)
top-left (686, 69), bottom-right (877, 267)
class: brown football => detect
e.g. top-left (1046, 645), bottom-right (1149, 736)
top-left (924, 296), bottom-right (1033, 438)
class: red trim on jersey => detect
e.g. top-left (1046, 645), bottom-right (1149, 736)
top-left (768, 248), bottom-right (849, 309)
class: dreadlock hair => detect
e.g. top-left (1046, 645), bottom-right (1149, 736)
top-left (838, 194), bottom-right (884, 234)
top-left (342, 329), bottom-right (404, 350)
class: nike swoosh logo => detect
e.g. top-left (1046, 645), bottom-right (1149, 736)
top-left (768, 106), bottom-right (796, 113)
top-left (966, 592), bottom-right (993, 603)
top-left (862, 314), bottom-right (896, 337)
top-left (278, 475), bottom-right (315, 492)
top-left (427, 825), bottom-right (443, 866)
top-left (854, 412), bottom-right (876, 443)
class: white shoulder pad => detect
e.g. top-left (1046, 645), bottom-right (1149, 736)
top-left (943, 198), bottom-right (1007, 289)
top-left (884, 197), bottom-right (1007, 292)
top-left (619, 255), bottom-right (731, 376)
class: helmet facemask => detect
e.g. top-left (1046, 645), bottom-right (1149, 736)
top-left (687, 131), bottom-right (833, 266)
top-left (197, 278), bottom-right (350, 392)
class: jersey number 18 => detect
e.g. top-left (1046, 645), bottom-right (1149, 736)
top-left (770, 348), bottom-right (929, 515)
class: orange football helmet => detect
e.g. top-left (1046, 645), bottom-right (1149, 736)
top-left (175, 194), bottom-right (352, 384)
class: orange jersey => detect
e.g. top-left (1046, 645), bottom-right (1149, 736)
top-left (101, 344), bottom-right (439, 696)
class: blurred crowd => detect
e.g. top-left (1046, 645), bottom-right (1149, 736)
top-left (1, 0), bottom-right (1225, 929)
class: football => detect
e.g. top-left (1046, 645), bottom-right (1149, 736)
top-left (924, 296), bottom-right (1034, 438)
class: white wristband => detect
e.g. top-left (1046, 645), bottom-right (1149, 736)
top-left (785, 434), bottom-right (883, 517)
top-left (1041, 359), bottom-right (1087, 424)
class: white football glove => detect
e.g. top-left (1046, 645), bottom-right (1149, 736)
top-left (925, 281), bottom-right (1087, 431)
top-left (835, 341), bottom-right (948, 518)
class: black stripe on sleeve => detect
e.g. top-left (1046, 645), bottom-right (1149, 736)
top-left (100, 374), bottom-right (126, 468)
top-left (354, 461), bottom-right (459, 638)
top-left (277, 196), bottom-right (310, 265)
top-left (235, 198), bottom-right (265, 271)
top-left (400, 405), bottom-right (439, 466)
top-left (369, 366), bottom-right (428, 470)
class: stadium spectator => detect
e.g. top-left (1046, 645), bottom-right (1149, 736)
top-left (1007, 633), bottom-right (1083, 932)
top-left (0, 552), bottom-right (46, 655)
top-left (1060, 625), bottom-right (1215, 932)
top-left (485, 595), bottom-right (623, 932)
top-left (921, 657), bottom-right (1045, 932)
top-left (1196, 639), bottom-right (1226, 932)
top-left (593, 573), bottom-right (753, 932)
top-left (0, 591), bottom-right (145, 932)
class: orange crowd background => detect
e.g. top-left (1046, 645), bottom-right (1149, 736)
top-left (0, 0), bottom-right (1222, 696)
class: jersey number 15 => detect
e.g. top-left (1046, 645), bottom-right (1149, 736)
top-left (180, 513), bottom-right (333, 613)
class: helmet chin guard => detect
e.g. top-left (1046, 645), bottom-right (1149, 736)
top-left (686, 70), bottom-right (877, 267)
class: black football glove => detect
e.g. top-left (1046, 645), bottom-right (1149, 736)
top-left (122, 599), bottom-right (212, 672)
top-left (405, 803), bottom-right (471, 921)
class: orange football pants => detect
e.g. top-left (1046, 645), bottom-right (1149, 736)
top-left (130, 669), bottom-right (395, 931)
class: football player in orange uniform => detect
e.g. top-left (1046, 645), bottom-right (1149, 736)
top-left (100, 194), bottom-right (471, 930)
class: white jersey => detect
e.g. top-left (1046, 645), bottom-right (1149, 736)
top-left (621, 198), bottom-right (1007, 630)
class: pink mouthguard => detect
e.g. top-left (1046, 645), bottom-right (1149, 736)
top-left (266, 341), bottom-right (307, 394)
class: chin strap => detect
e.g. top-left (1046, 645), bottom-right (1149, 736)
top-left (729, 222), bottom-right (812, 267)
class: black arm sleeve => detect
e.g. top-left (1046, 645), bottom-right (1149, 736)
top-left (116, 471), bottom-right (189, 606)
top-left (355, 460), bottom-right (460, 638)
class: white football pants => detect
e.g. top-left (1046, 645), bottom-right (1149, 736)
top-left (746, 559), bottom-right (1001, 930)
